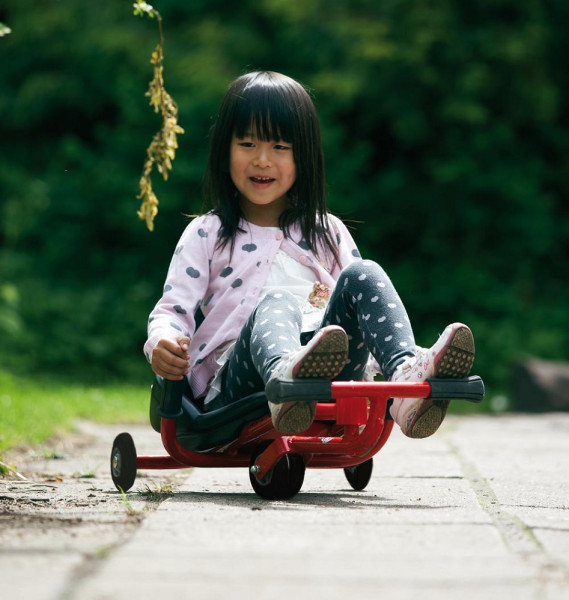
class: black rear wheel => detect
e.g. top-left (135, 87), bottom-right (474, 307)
top-left (110, 433), bottom-right (137, 492)
top-left (249, 444), bottom-right (305, 500)
top-left (344, 458), bottom-right (373, 491)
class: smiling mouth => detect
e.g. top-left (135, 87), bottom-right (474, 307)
top-left (250, 176), bottom-right (275, 184)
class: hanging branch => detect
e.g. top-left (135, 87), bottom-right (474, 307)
top-left (133, 1), bottom-right (184, 231)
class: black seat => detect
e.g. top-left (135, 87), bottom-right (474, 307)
top-left (149, 376), bottom-right (270, 451)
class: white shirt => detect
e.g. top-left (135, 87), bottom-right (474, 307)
top-left (260, 248), bottom-right (325, 332)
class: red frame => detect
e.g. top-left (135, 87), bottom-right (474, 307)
top-left (135, 380), bottom-right (433, 480)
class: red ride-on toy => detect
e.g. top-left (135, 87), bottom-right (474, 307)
top-left (111, 375), bottom-right (484, 499)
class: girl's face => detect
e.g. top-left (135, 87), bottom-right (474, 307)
top-left (230, 131), bottom-right (296, 226)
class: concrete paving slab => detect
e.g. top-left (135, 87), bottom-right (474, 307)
top-left (2, 414), bottom-right (569, 599)
top-left (72, 414), bottom-right (569, 600)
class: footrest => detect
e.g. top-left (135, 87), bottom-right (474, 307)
top-left (265, 377), bottom-right (333, 405)
top-left (427, 376), bottom-right (485, 403)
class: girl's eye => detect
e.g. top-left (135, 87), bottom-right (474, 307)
top-left (235, 139), bottom-right (292, 150)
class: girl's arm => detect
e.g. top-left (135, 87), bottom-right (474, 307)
top-left (144, 215), bottom-right (213, 368)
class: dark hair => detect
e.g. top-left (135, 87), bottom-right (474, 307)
top-left (203, 71), bottom-right (339, 264)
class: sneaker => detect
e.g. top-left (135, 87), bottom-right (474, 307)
top-left (390, 323), bottom-right (475, 439)
top-left (268, 325), bottom-right (348, 434)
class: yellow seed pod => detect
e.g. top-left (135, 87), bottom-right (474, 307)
top-left (135, 4), bottom-right (183, 231)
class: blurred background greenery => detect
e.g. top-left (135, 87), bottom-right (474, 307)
top-left (1, 0), bottom-right (567, 408)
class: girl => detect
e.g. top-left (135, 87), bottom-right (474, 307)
top-left (145, 71), bottom-right (475, 438)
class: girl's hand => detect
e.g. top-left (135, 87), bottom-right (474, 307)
top-left (151, 336), bottom-right (191, 380)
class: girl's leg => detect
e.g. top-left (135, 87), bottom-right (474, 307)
top-left (321, 260), bottom-right (415, 380)
top-left (216, 291), bottom-right (303, 407)
top-left (212, 261), bottom-right (404, 410)
top-left (212, 291), bottom-right (348, 433)
top-left (320, 260), bottom-right (475, 439)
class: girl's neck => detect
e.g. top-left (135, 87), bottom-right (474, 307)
top-left (239, 197), bottom-right (288, 227)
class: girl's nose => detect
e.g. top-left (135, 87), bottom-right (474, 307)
top-left (253, 148), bottom-right (272, 168)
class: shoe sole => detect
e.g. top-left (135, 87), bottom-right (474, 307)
top-left (273, 328), bottom-right (348, 434)
top-left (433, 325), bottom-right (475, 378)
top-left (409, 404), bottom-right (446, 439)
top-left (410, 325), bottom-right (475, 439)
top-left (271, 401), bottom-right (317, 435)
top-left (293, 328), bottom-right (349, 379)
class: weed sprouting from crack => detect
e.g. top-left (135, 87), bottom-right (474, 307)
top-left (118, 486), bottom-right (144, 519)
top-left (137, 481), bottom-right (175, 503)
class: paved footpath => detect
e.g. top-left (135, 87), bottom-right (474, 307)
top-left (2, 413), bottom-right (569, 599)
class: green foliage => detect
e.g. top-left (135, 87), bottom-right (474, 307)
top-left (0, 0), bottom-right (568, 402)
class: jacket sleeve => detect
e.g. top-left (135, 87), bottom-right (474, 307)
top-left (143, 215), bottom-right (213, 363)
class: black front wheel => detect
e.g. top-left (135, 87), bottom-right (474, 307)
top-left (110, 433), bottom-right (137, 492)
top-left (249, 445), bottom-right (305, 500)
top-left (344, 458), bottom-right (373, 491)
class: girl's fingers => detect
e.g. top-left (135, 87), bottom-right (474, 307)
top-left (159, 367), bottom-right (186, 380)
top-left (158, 338), bottom-right (186, 359)
top-left (177, 336), bottom-right (191, 353)
top-left (155, 361), bottom-right (188, 380)
top-left (152, 341), bottom-right (190, 378)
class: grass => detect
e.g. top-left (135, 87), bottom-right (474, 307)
top-left (0, 370), bottom-right (149, 455)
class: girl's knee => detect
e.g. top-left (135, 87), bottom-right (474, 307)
top-left (256, 290), bottom-right (301, 315)
top-left (339, 260), bottom-right (388, 284)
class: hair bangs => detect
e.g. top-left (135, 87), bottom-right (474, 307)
top-left (232, 83), bottom-right (296, 143)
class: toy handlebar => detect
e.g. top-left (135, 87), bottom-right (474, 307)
top-left (157, 374), bottom-right (485, 416)
top-left (426, 376), bottom-right (485, 402)
top-left (156, 377), bottom-right (185, 419)
top-left (266, 375), bottom-right (485, 405)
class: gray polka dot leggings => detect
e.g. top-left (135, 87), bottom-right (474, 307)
top-left (208, 260), bottom-right (416, 409)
